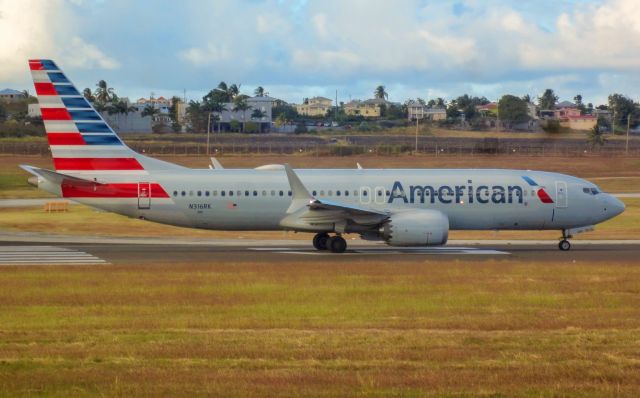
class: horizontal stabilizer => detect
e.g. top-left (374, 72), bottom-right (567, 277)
top-left (20, 165), bottom-right (103, 186)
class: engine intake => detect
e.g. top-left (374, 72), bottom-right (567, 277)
top-left (382, 209), bottom-right (449, 246)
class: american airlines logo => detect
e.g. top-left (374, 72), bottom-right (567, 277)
top-left (387, 177), bottom-right (553, 205)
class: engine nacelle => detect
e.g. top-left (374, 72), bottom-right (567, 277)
top-left (382, 209), bottom-right (449, 246)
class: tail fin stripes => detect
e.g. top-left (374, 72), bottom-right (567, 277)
top-left (29, 59), bottom-right (143, 174)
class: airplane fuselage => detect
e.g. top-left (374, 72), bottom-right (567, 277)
top-left (41, 168), bottom-right (624, 232)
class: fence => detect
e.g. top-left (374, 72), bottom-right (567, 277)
top-left (2, 140), bottom-right (640, 157)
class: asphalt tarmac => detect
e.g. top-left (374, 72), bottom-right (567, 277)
top-left (1, 240), bottom-right (640, 265)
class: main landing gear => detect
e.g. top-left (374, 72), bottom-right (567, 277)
top-left (559, 229), bottom-right (572, 251)
top-left (313, 232), bottom-right (347, 253)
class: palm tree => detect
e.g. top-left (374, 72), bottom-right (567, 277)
top-left (232, 97), bottom-right (251, 133)
top-left (228, 84), bottom-right (241, 101)
top-left (141, 105), bottom-right (160, 120)
top-left (374, 85), bottom-right (388, 100)
top-left (436, 97), bottom-right (446, 108)
top-left (254, 86), bottom-right (265, 97)
top-left (251, 109), bottom-right (266, 120)
top-left (83, 88), bottom-right (95, 102)
top-left (94, 80), bottom-right (114, 104)
top-left (522, 94), bottom-right (531, 103)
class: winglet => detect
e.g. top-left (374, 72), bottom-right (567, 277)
top-left (283, 164), bottom-right (315, 213)
top-left (356, 162), bottom-right (363, 170)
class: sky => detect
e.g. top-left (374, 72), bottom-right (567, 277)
top-left (1, 0), bottom-right (640, 105)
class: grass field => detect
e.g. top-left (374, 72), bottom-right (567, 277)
top-left (0, 259), bottom-right (639, 396)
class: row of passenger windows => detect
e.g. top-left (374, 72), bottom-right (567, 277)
top-left (171, 189), bottom-right (385, 198)
top-left (172, 188), bottom-right (534, 198)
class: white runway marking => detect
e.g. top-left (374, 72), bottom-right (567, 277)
top-left (249, 247), bottom-right (509, 255)
top-left (0, 246), bottom-right (108, 265)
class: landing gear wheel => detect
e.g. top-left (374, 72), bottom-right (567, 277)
top-left (313, 233), bottom-right (330, 250)
top-left (558, 239), bottom-right (571, 251)
top-left (328, 236), bottom-right (347, 253)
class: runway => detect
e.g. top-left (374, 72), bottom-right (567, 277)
top-left (1, 239), bottom-right (639, 265)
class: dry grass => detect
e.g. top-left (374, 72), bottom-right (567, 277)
top-left (0, 259), bottom-right (639, 396)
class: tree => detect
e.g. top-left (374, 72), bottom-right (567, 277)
top-left (608, 93), bottom-right (639, 129)
top-left (251, 109), bottom-right (266, 120)
top-left (574, 94), bottom-right (586, 115)
top-left (435, 98), bottom-right (446, 108)
top-left (498, 95), bottom-right (529, 128)
top-left (538, 89), bottom-right (558, 110)
top-left (522, 94), bottom-right (531, 103)
top-left (232, 96), bottom-right (251, 132)
top-left (107, 98), bottom-right (135, 116)
top-left (587, 124), bottom-right (607, 149)
top-left (228, 84), bottom-right (240, 101)
top-left (83, 88), bottom-right (95, 102)
top-left (141, 105), bottom-right (159, 119)
top-left (416, 97), bottom-right (426, 106)
top-left (272, 103), bottom-right (298, 122)
top-left (0, 103), bottom-right (6, 122)
top-left (94, 80), bottom-right (114, 104)
top-left (186, 100), bottom-right (207, 132)
top-left (254, 86), bottom-right (265, 97)
top-left (374, 85), bottom-right (388, 100)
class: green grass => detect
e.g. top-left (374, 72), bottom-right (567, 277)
top-left (0, 260), bottom-right (639, 396)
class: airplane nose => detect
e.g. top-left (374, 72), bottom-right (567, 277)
top-left (607, 195), bottom-right (625, 217)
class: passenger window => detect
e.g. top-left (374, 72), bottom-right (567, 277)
top-left (336, 190), bottom-right (341, 196)
top-left (328, 190), bottom-right (333, 196)
top-left (288, 191), bottom-right (292, 196)
top-left (279, 190), bottom-right (284, 197)
top-left (354, 190), bottom-right (358, 196)
top-left (363, 191), bottom-right (368, 196)
top-left (221, 191), bottom-right (226, 197)
top-left (386, 190), bottom-right (390, 196)
top-left (313, 190), bottom-right (317, 196)
top-left (345, 190), bottom-right (349, 197)
top-left (245, 190), bottom-right (250, 196)
top-left (197, 191), bottom-right (202, 197)
top-left (213, 190), bottom-right (218, 196)
top-left (271, 190), bottom-right (275, 196)
top-left (229, 191), bottom-right (234, 196)
top-left (173, 191), bottom-right (178, 197)
top-left (205, 191), bottom-right (210, 197)
top-left (320, 190), bottom-right (325, 196)
top-left (262, 190), bottom-right (266, 196)
top-left (237, 190), bottom-right (241, 196)
top-left (377, 190), bottom-right (382, 196)
top-left (189, 191), bottom-right (193, 196)
top-left (253, 191), bottom-right (258, 196)
top-left (181, 191), bottom-right (186, 196)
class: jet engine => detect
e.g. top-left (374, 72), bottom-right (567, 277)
top-left (381, 209), bottom-right (449, 246)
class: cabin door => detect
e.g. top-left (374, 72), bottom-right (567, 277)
top-left (138, 182), bottom-right (151, 209)
top-left (555, 181), bottom-right (568, 208)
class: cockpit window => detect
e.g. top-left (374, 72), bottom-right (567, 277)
top-left (583, 187), bottom-right (600, 195)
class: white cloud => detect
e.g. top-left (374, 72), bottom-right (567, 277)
top-left (0, 0), bottom-right (119, 82)
top-left (179, 44), bottom-right (231, 66)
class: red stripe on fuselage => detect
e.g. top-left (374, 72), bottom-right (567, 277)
top-left (29, 60), bottom-right (44, 70)
top-left (34, 82), bottom-right (57, 95)
top-left (537, 188), bottom-right (554, 204)
top-left (61, 183), bottom-right (169, 198)
top-left (41, 108), bottom-right (72, 120)
top-left (53, 158), bottom-right (144, 171)
top-left (47, 133), bottom-right (86, 145)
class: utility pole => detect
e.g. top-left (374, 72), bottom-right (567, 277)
top-left (415, 116), bottom-right (419, 153)
top-left (206, 112), bottom-right (212, 156)
top-left (627, 115), bottom-right (631, 154)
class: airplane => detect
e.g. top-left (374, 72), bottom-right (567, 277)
top-left (22, 59), bottom-right (625, 253)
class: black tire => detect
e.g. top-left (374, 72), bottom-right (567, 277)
top-left (328, 236), bottom-right (347, 253)
top-left (558, 240), bottom-right (571, 251)
top-left (313, 233), bottom-right (330, 250)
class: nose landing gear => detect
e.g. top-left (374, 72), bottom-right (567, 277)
top-left (558, 229), bottom-right (572, 251)
top-left (312, 232), bottom-right (347, 253)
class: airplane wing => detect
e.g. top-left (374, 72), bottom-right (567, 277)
top-left (280, 164), bottom-right (388, 232)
